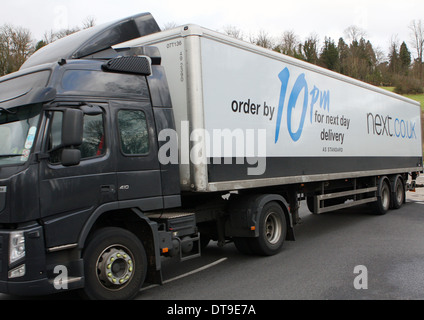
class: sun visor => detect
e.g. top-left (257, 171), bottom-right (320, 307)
top-left (21, 12), bottom-right (160, 70)
top-left (0, 87), bottom-right (56, 110)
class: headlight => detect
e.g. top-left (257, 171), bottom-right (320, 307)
top-left (9, 231), bottom-right (25, 265)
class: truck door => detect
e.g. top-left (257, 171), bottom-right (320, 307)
top-left (112, 100), bottom-right (163, 208)
top-left (39, 104), bottom-right (117, 247)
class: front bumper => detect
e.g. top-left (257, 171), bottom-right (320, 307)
top-left (0, 225), bottom-right (84, 297)
top-left (0, 277), bottom-right (53, 296)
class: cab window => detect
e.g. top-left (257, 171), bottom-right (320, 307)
top-left (117, 110), bottom-right (149, 156)
top-left (48, 110), bottom-right (106, 164)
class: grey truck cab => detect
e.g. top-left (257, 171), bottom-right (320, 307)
top-left (0, 13), bottom-right (190, 300)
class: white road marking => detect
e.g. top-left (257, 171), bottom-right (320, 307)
top-left (140, 257), bottom-right (228, 292)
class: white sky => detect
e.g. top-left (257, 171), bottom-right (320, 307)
top-left (0, 0), bottom-right (423, 58)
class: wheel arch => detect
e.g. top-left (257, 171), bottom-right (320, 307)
top-left (78, 204), bottom-right (162, 285)
top-left (227, 193), bottom-right (295, 241)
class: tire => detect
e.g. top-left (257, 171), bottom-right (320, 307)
top-left (249, 202), bottom-right (287, 256)
top-left (81, 227), bottom-right (147, 300)
top-left (391, 175), bottom-right (405, 209)
top-left (234, 237), bottom-right (254, 255)
top-left (200, 234), bottom-right (211, 250)
top-left (306, 196), bottom-right (316, 214)
top-left (374, 177), bottom-right (391, 215)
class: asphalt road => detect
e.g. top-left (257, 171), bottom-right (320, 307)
top-left (1, 177), bottom-right (424, 301)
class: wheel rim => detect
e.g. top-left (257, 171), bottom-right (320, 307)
top-left (96, 245), bottom-right (134, 290)
top-left (264, 211), bottom-right (282, 245)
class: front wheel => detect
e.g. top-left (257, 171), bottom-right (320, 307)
top-left (81, 227), bottom-right (147, 300)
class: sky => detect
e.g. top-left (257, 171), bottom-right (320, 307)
top-left (0, 0), bottom-right (423, 59)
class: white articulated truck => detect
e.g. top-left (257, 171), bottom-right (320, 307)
top-left (0, 13), bottom-right (422, 299)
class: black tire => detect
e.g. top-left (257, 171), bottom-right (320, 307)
top-left (391, 175), bottom-right (405, 209)
top-left (374, 177), bottom-right (391, 215)
top-left (234, 237), bottom-right (254, 255)
top-left (81, 227), bottom-right (147, 300)
top-left (306, 196), bottom-right (316, 214)
top-left (200, 234), bottom-right (211, 250)
top-left (249, 202), bottom-right (287, 256)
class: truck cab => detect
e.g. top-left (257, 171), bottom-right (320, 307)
top-left (0, 40), bottom-right (189, 298)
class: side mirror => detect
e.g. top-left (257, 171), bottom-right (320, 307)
top-left (61, 148), bottom-right (81, 167)
top-left (62, 108), bottom-right (84, 147)
top-left (61, 108), bottom-right (83, 167)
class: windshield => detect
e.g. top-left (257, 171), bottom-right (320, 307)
top-left (0, 103), bottom-right (42, 166)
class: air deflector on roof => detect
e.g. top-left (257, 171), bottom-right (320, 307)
top-left (21, 12), bottom-right (161, 70)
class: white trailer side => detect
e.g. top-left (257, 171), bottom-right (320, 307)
top-left (116, 25), bottom-right (423, 193)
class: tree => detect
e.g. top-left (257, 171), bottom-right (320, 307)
top-left (82, 16), bottom-right (96, 29)
top-left (344, 25), bottom-right (366, 44)
top-left (275, 30), bottom-right (300, 57)
top-left (35, 16), bottom-right (97, 52)
top-left (302, 33), bottom-right (319, 64)
top-left (388, 37), bottom-right (401, 75)
top-left (337, 37), bottom-right (349, 75)
top-left (222, 25), bottom-right (244, 40)
top-left (410, 19), bottom-right (424, 80)
top-left (162, 22), bottom-right (178, 30)
top-left (250, 30), bottom-right (274, 49)
top-left (0, 24), bottom-right (33, 75)
top-left (399, 41), bottom-right (412, 75)
top-left (319, 37), bottom-right (339, 71)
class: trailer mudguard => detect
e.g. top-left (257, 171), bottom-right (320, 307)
top-left (226, 194), bottom-right (294, 240)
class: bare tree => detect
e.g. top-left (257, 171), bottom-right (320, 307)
top-left (36, 17), bottom-right (95, 51)
top-left (222, 25), bottom-right (244, 40)
top-left (280, 30), bottom-right (298, 55)
top-left (83, 16), bottom-right (96, 29)
top-left (0, 27), bottom-right (11, 75)
top-left (276, 30), bottom-right (299, 57)
top-left (0, 24), bottom-right (33, 75)
top-left (162, 22), bottom-right (178, 30)
top-left (344, 25), bottom-right (366, 43)
top-left (250, 30), bottom-right (274, 49)
top-left (409, 19), bottom-right (424, 80)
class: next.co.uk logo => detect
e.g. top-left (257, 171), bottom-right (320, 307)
top-left (275, 67), bottom-right (330, 144)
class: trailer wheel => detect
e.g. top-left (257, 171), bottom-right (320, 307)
top-left (234, 237), bottom-right (254, 255)
top-left (374, 177), bottom-right (391, 215)
top-left (81, 227), bottom-right (147, 300)
top-left (391, 175), bottom-right (405, 209)
top-left (250, 202), bottom-right (287, 256)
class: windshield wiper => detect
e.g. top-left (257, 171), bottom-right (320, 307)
top-left (0, 154), bottom-right (23, 158)
top-left (0, 107), bottom-right (16, 114)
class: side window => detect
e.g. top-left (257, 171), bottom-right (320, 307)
top-left (48, 110), bottom-right (106, 164)
top-left (117, 110), bottom-right (149, 155)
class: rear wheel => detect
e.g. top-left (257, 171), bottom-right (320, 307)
top-left (391, 175), bottom-right (405, 209)
top-left (81, 227), bottom-right (147, 300)
top-left (374, 177), bottom-right (391, 215)
top-left (249, 202), bottom-right (287, 256)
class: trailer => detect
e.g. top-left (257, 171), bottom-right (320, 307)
top-left (0, 13), bottom-right (422, 300)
